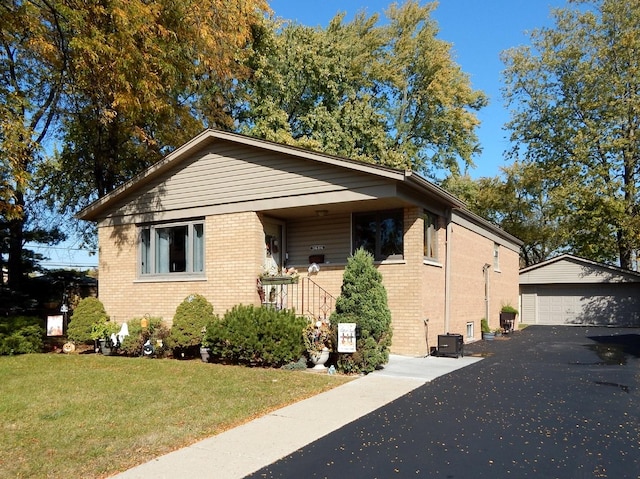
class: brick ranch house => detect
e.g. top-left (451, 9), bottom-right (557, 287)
top-left (77, 129), bottom-right (522, 356)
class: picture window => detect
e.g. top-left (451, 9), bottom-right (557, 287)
top-left (353, 209), bottom-right (404, 260)
top-left (140, 220), bottom-right (204, 276)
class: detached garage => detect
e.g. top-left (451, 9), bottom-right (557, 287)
top-left (520, 254), bottom-right (640, 326)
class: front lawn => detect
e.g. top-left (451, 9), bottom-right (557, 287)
top-left (0, 354), bottom-right (350, 478)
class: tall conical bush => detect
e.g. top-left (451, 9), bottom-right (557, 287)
top-left (331, 248), bottom-right (392, 373)
top-left (66, 297), bottom-right (110, 344)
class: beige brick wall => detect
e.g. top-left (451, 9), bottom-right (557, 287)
top-left (447, 223), bottom-right (520, 340)
top-left (96, 207), bottom-right (519, 357)
top-left (97, 212), bottom-right (264, 325)
top-left (380, 207), bottom-right (425, 356)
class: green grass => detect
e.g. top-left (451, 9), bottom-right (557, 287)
top-left (0, 354), bottom-right (351, 478)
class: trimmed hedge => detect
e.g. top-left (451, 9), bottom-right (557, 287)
top-left (205, 305), bottom-right (307, 367)
top-left (0, 316), bottom-right (45, 355)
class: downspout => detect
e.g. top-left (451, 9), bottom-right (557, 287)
top-left (444, 212), bottom-right (453, 333)
top-left (483, 263), bottom-right (491, 325)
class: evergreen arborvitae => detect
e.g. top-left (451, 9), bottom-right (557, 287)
top-left (331, 248), bottom-right (392, 374)
top-left (66, 297), bottom-right (109, 344)
top-left (168, 294), bottom-right (217, 358)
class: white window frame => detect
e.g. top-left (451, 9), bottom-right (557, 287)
top-left (493, 243), bottom-right (500, 271)
top-left (466, 321), bottom-right (474, 339)
top-left (139, 219), bottom-right (205, 277)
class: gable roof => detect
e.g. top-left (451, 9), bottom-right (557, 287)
top-left (77, 129), bottom-right (464, 222)
top-left (76, 129), bottom-right (521, 246)
top-left (520, 254), bottom-right (640, 284)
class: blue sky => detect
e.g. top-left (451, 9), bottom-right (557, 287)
top-left (269, 0), bottom-right (568, 178)
top-left (35, 0), bottom-right (568, 270)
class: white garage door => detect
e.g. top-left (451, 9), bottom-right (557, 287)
top-left (536, 284), bottom-right (640, 326)
top-left (537, 290), bottom-right (580, 325)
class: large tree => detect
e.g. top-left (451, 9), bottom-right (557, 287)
top-left (237, 1), bottom-right (487, 178)
top-left (50, 0), bottom-right (269, 213)
top-left (502, 0), bottom-right (640, 269)
top-left (1, 0), bottom-right (68, 288)
top-left (444, 164), bottom-right (566, 268)
top-left (1, 0), bottom-right (269, 286)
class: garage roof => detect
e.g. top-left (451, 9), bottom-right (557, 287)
top-left (520, 254), bottom-right (640, 285)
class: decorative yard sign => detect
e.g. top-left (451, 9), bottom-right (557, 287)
top-left (47, 315), bottom-right (64, 336)
top-left (338, 323), bottom-right (356, 353)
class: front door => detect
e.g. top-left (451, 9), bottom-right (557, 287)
top-left (263, 222), bottom-right (283, 275)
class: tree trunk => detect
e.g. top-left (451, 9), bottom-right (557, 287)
top-left (7, 191), bottom-right (26, 291)
top-left (617, 229), bottom-right (632, 271)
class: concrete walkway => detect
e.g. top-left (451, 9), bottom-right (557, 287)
top-left (110, 354), bottom-right (482, 479)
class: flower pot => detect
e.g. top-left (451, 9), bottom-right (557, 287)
top-left (99, 339), bottom-right (114, 355)
top-left (482, 332), bottom-right (495, 341)
top-left (500, 312), bottom-right (517, 332)
top-left (309, 347), bottom-right (330, 369)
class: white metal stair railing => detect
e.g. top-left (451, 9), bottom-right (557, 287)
top-left (259, 276), bottom-right (336, 322)
top-left (301, 277), bottom-right (335, 322)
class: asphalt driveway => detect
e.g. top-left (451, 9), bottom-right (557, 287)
top-left (248, 326), bottom-right (640, 478)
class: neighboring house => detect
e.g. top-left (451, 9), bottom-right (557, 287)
top-left (78, 129), bottom-right (521, 356)
top-left (520, 254), bottom-right (640, 326)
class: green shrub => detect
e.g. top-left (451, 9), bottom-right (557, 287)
top-left (481, 318), bottom-right (490, 333)
top-left (66, 297), bottom-right (110, 343)
top-left (0, 316), bottom-right (45, 355)
top-left (205, 304), bottom-right (307, 367)
top-left (168, 294), bottom-right (217, 358)
top-left (501, 304), bottom-right (519, 314)
top-left (330, 248), bottom-right (392, 374)
top-left (281, 357), bottom-right (308, 370)
top-left (120, 317), bottom-right (170, 357)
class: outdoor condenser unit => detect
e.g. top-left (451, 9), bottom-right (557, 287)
top-left (437, 333), bottom-right (464, 358)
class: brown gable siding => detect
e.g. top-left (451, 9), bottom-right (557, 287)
top-left (106, 141), bottom-right (393, 224)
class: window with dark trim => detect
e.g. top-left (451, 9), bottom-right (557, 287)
top-left (353, 209), bottom-right (404, 260)
top-left (423, 211), bottom-right (438, 260)
top-left (140, 220), bottom-right (204, 276)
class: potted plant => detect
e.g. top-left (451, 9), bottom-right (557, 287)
top-left (119, 316), bottom-right (170, 358)
top-left (303, 320), bottom-right (332, 369)
top-left (481, 318), bottom-right (494, 340)
top-left (500, 304), bottom-right (518, 332)
top-left (258, 268), bottom-right (299, 304)
top-left (91, 319), bottom-right (119, 355)
top-left (199, 325), bottom-right (212, 363)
